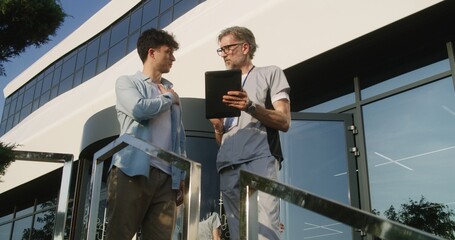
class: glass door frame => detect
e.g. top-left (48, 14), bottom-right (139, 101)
top-left (289, 112), bottom-right (360, 209)
top-left (282, 111), bottom-right (362, 240)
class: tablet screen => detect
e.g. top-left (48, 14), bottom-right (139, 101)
top-left (205, 69), bottom-right (242, 119)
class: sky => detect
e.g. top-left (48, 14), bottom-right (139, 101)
top-left (0, 0), bottom-right (110, 119)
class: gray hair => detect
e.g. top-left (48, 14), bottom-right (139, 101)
top-left (218, 26), bottom-right (258, 59)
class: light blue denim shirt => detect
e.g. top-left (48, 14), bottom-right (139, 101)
top-left (111, 71), bottom-right (186, 189)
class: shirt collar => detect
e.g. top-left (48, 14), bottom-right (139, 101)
top-left (135, 71), bottom-right (174, 88)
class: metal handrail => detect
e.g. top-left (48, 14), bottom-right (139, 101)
top-left (86, 134), bottom-right (201, 240)
top-left (239, 170), bottom-right (445, 240)
top-left (13, 150), bottom-right (74, 240)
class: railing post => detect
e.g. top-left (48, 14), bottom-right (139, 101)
top-left (86, 135), bottom-right (201, 240)
top-left (13, 151), bottom-right (74, 240)
top-left (240, 175), bottom-right (259, 240)
top-left (183, 156), bottom-right (202, 240)
top-left (86, 158), bottom-right (104, 240)
top-left (53, 158), bottom-right (73, 240)
top-left (246, 186), bottom-right (259, 240)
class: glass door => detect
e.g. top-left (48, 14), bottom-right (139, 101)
top-left (279, 112), bottom-right (359, 240)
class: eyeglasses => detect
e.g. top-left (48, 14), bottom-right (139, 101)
top-left (216, 42), bottom-right (244, 56)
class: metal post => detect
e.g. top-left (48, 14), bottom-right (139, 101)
top-left (86, 134), bottom-right (201, 240)
top-left (13, 151), bottom-right (74, 240)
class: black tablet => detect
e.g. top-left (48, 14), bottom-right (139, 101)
top-left (205, 69), bottom-right (242, 119)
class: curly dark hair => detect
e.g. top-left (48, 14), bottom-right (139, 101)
top-left (137, 28), bottom-right (179, 63)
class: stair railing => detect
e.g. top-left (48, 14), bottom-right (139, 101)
top-left (239, 170), bottom-right (444, 240)
top-left (86, 134), bottom-right (201, 240)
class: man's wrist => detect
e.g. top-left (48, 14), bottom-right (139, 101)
top-left (244, 99), bottom-right (252, 110)
top-left (245, 99), bottom-right (256, 115)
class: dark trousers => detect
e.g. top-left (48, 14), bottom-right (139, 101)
top-left (105, 167), bottom-right (177, 240)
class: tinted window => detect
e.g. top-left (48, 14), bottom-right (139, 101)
top-left (127, 31), bottom-right (140, 53)
top-left (97, 53), bottom-right (108, 74)
top-left (1, 103), bottom-right (10, 121)
top-left (364, 78), bottom-right (455, 223)
top-left (83, 60), bottom-right (97, 81)
top-left (34, 80), bottom-right (43, 100)
top-left (39, 91), bottom-right (50, 107)
top-left (13, 112), bottom-right (20, 125)
top-left (31, 211), bottom-right (55, 239)
top-left (0, 224), bottom-right (12, 240)
top-left (32, 99), bottom-right (40, 112)
top-left (23, 86), bottom-right (35, 106)
top-left (160, 0), bottom-right (173, 13)
top-left (0, 212), bottom-right (13, 222)
top-left (111, 18), bottom-right (129, 47)
top-left (42, 73), bottom-right (53, 92)
top-left (141, 18), bottom-right (158, 33)
top-left (15, 206), bottom-right (34, 217)
top-left (59, 75), bottom-right (74, 94)
top-left (19, 103), bottom-right (32, 121)
top-left (50, 86), bottom-right (59, 99)
top-left (86, 38), bottom-right (100, 62)
top-left (76, 47), bottom-right (87, 70)
top-left (52, 66), bottom-right (62, 87)
top-left (99, 31), bottom-right (111, 54)
top-left (158, 9), bottom-right (173, 28)
top-left (108, 39), bottom-right (127, 67)
top-left (11, 216), bottom-right (32, 240)
top-left (73, 69), bottom-right (83, 87)
top-left (142, 0), bottom-right (159, 24)
top-left (8, 97), bottom-right (17, 115)
top-left (174, 0), bottom-right (198, 19)
top-left (362, 59), bottom-right (450, 99)
top-left (280, 118), bottom-right (354, 239)
top-left (61, 55), bottom-right (77, 80)
top-left (129, 8), bottom-right (142, 33)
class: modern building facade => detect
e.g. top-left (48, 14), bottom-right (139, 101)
top-left (1, 0), bottom-right (454, 239)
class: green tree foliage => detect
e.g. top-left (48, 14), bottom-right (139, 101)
top-left (0, 142), bottom-right (16, 180)
top-left (0, 0), bottom-right (67, 76)
top-left (383, 196), bottom-right (455, 239)
top-left (0, 0), bottom-right (66, 178)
